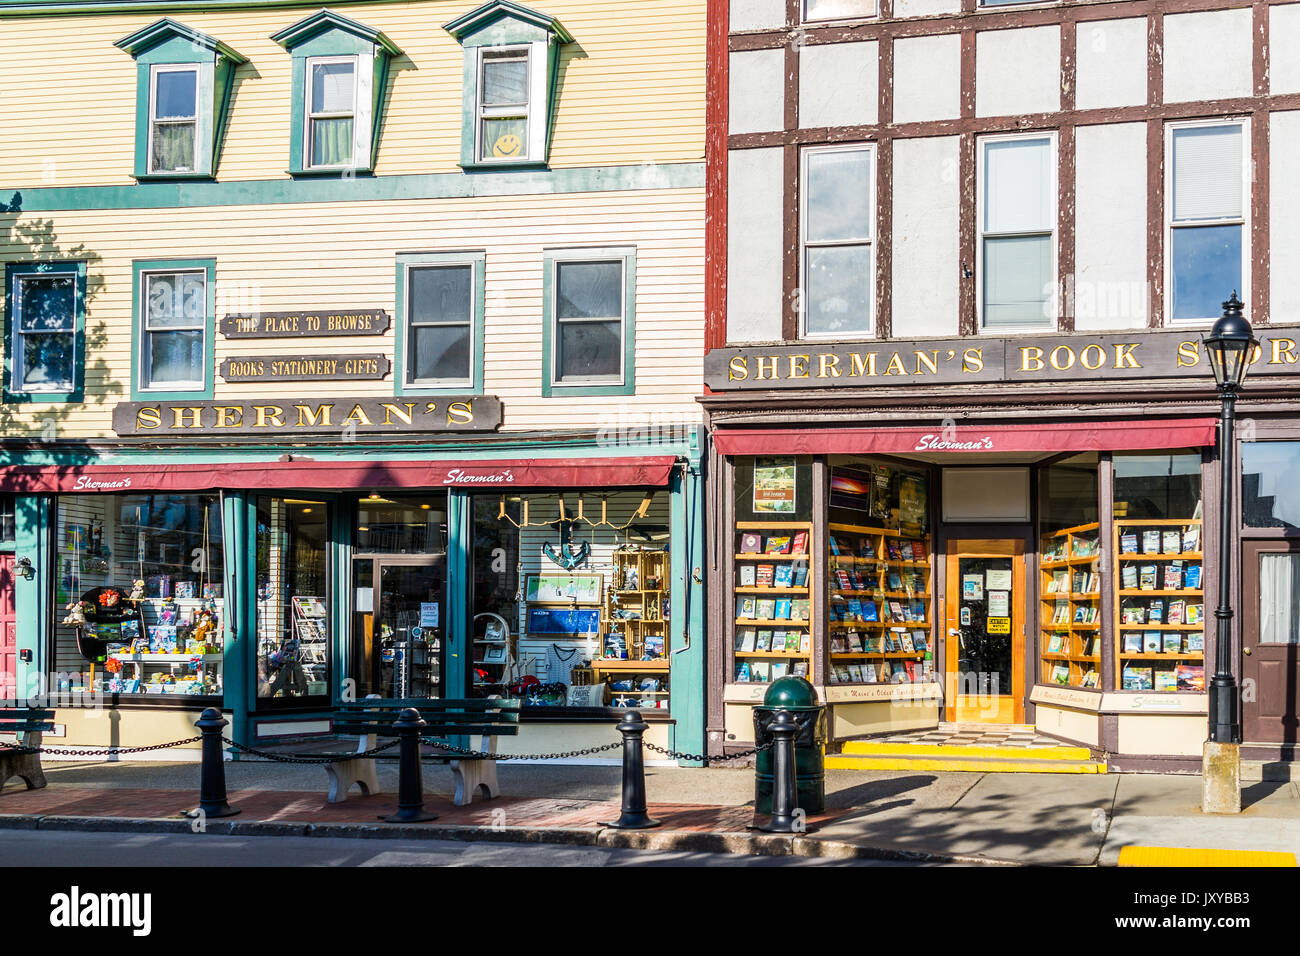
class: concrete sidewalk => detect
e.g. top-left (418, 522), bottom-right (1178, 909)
top-left (3, 759), bottom-right (1300, 865)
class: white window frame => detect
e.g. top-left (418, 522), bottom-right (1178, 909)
top-left (799, 142), bottom-right (877, 341)
top-left (474, 44), bottom-right (547, 164)
top-left (1164, 117), bottom-right (1251, 327)
top-left (802, 0), bottom-right (877, 23)
top-left (975, 130), bottom-right (1059, 333)
top-left (138, 268), bottom-right (207, 392)
top-left (404, 259), bottom-right (478, 389)
top-left (304, 54), bottom-right (361, 170)
top-left (10, 270), bottom-right (76, 394)
top-left (147, 63), bottom-right (201, 175)
top-left (550, 251), bottom-right (628, 387)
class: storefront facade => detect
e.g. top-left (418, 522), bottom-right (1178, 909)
top-left (706, 0), bottom-right (1300, 768)
top-left (0, 0), bottom-right (707, 759)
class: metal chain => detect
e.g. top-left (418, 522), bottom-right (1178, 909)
top-left (416, 736), bottom-right (622, 760)
top-left (0, 736), bottom-right (203, 757)
top-left (644, 740), bottom-right (773, 764)
top-left (221, 737), bottom-right (401, 764)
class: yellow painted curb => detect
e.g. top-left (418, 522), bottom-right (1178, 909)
top-left (1119, 845), bottom-right (1297, 867)
top-left (824, 755), bottom-right (1106, 773)
top-left (840, 741), bottom-right (1094, 761)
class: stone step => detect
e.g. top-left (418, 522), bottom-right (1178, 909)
top-left (825, 752), bottom-right (1107, 774)
top-left (841, 740), bottom-right (1094, 761)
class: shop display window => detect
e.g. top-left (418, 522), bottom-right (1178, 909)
top-left (824, 460), bottom-right (932, 686)
top-left (1038, 454), bottom-right (1101, 688)
top-left (1112, 453), bottom-right (1205, 692)
top-left (256, 497), bottom-right (330, 701)
top-left (471, 491), bottom-right (672, 711)
top-left (53, 493), bottom-right (225, 698)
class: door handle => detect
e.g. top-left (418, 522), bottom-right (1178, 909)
top-left (948, 628), bottom-right (960, 636)
top-left (1244, 647), bottom-right (1252, 656)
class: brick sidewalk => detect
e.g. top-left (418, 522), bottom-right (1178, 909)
top-left (0, 784), bottom-right (847, 833)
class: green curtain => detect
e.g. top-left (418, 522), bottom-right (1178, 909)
top-left (152, 123), bottom-right (195, 172)
top-left (311, 117), bottom-right (353, 167)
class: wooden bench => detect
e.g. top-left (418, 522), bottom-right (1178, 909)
top-left (0, 707), bottom-right (55, 794)
top-left (322, 698), bottom-right (520, 807)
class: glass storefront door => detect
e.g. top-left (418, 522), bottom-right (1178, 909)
top-left (352, 557), bottom-right (445, 699)
top-left (945, 539), bottom-right (1026, 723)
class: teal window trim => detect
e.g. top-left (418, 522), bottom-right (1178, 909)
top-left (540, 246), bottom-right (636, 398)
top-left (3, 260), bottom-right (86, 404)
top-left (130, 257), bottom-right (216, 402)
top-left (394, 251), bottom-right (486, 396)
top-left (445, 1), bottom-right (572, 170)
top-left (116, 18), bottom-right (247, 182)
top-left (272, 9), bottom-right (401, 177)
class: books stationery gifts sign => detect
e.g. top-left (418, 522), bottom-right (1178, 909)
top-left (1113, 519), bottom-right (1204, 690)
top-left (1039, 522), bottom-right (1103, 687)
top-left (732, 521), bottom-right (814, 683)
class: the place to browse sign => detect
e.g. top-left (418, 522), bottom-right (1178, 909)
top-left (111, 396), bottom-right (503, 437)
top-left (218, 354), bottom-right (390, 382)
top-left (218, 309), bottom-right (391, 338)
top-left (705, 326), bottom-right (1300, 389)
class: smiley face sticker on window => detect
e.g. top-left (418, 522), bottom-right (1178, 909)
top-left (492, 133), bottom-right (522, 157)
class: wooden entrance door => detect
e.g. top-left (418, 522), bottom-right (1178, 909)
top-left (945, 539), bottom-right (1027, 723)
top-left (0, 555), bottom-right (16, 702)
top-left (1242, 540), bottom-right (1300, 744)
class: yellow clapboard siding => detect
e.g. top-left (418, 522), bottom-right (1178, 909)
top-left (0, 0), bottom-right (704, 187)
top-left (0, 186), bottom-right (705, 439)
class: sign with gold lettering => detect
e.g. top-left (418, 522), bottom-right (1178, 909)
top-left (111, 397), bottom-right (502, 437)
top-left (705, 327), bottom-right (1300, 389)
top-left (219, 310), bottom-right (391, 338)
top-left (219, 354), bottom-right (390, 382)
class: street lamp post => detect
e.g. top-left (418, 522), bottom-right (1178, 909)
top-left (1201, 291), bottom-right (1257, 815)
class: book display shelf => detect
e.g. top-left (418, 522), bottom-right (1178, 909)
top-left (1039, 522), bottom-right (1102, 688)
top-left (596, 548), bottom-right (671, 706)
top-left (1113, 518), bottom-right (1206, 692)
top-left (731, 521), bottom-right (813, 684)
top-left (826, 523), bottom-right (932, 685)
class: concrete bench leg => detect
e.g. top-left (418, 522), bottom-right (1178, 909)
top-left (0, 733), bottom-right (47, 794)
top-left (451, 735), bottom-right (500, 807)
top-left (325, 734), bottom-right (382, 804)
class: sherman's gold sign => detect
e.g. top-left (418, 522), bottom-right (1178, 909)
top-left (704, 327), bottom-right (1300, 389)
top-left (112, 397), bottom-right (502, 437)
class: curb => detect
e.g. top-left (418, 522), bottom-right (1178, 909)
top-left (0, 813), bottom-right (1018, 865)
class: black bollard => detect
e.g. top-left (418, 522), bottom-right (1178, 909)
top-left (381, 707), bottom-right (438, 823)
top-left (755, 710), bottom-right (799, 833)
top-left (184, 707), bottom-right (239, 819)
top-left (600, 710), bottom-right (661, 829)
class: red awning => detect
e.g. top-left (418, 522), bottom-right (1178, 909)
top-left (712, 418), bottom-right (1218, 456)
top-left (0, 456), bottom-right (678, 494)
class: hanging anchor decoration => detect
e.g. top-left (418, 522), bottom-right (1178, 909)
top-left (542, 505), bottom-right (591, 570)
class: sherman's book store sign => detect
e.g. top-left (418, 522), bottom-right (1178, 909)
top-left (111, 396), bottom-right (503, 436)
top-left (706, 326), bottom-right (1300, 388)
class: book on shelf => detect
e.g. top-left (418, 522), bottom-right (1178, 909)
top-left (791, 661), bottom-right (809, 678)
top-left (771, 662), bottom-right (789, 681)
top-left (847, 664), bottom-right (864, 682)
top-left (1168, 600), bottom-right (1185, 625)
top-left (734, 628), bottom-right (749, 652)
top-left (765, 535), bottom-right (791, 554)
top-left (1044, 540), bottom-right (1067, 562)
top-left (886, 540), bottom-right (901, 560)
top-left (786, 631), bottom-right (802, 652)
top-left (912, 630), bottom-right (928, 652)
top-left (1185, 565), bottom-right (1202, 589)
top-left (899, 631), bottom-right (915, 652)
top-left (1123, 633), bottom-right (1143, 653)
top-left (791, 599), bottom-right (810, 621)
top-left (828, 536), bottom-right (843, 556)
top-left (773, 598), bottom-right (792, 620)
top-left (863, 664), bottom-right (878, 683)
top-left (836, 569), bottom-right (852, 590)
top-left (832, 665), bottom-right (852, 683)
top-left (1183, 526), bottom-right (1201, 552)
top-left (1122, 665), bottom-right (1154, 691)
top-left (904, 661), bottom-right (918, 681)
top-left (792, 564), bottom-right (809, 588)
top-left (1120, 533), bottom-right (1139, 554)
top-left (738, 628), bottom-right (757, 652)
top-left (1047, 634), bottom-right (1065, 654)
top-left (883, 632), bottom-right (898, 653)
top-left (751, 661), bottom-right (771, 682)
top-left (847, 598), bottom-right (864, 621)
top-left (1162, 530), bottom-right (1181, 553)
top-left (735, 662), bottom-right (752, 682)
top-left (846, 630), bottom-right (864, 653)
top-left (755, 630), bottom-right (772, 652)
top-left (888, 600), bottom-right (905, 622)
top-left (773, 564), bottom-right (794, 588)
top-left (1139, 565), bottom-right (1157, 590)
top-left (911, 541), bottom-right (928, 561)
top-left (907, 600), bottom-right (926, 622)
top-left (830, 634), bottom-right (847, 653)
top-left (756, 564), bottom-right (775, 587)
top-left (1073, 536), bottom-right (1099, 558)
top-left (1081, 668), bottom-right (1099, 688)
top-left (1122, 605), bottom-right (1146, 624)
top-left (1147, 600), bottom-right (1164, 623)
top-left (1121, 565), bottom-right (1138, 589)
top-left (1073, 606), bottom-right (1088, 624)
top-left (1154, 667), bottom-right (1178, 691)
top-left (1176, 663), bottom-right (1205, 691)
top-left (1051, 663), bottom-right (1070, 685)
top-left (740, 533), bottom-right (762, 554)
top-left (887, 571), bottom-right (903, 590)
top-left (1143, 631), bottom-right (1162, 653)
top-left (1163, 633), bottom-right (1183, 654)
top-left (863, 634), bottom-right (883, 653)
top-left (863, 601), bottom-right (878, 622)
top-left (1052, 603), bottom-right (1070, 624)
top-left (737, 597), bottom-right (756, 619)
top-left (791, 531), bottom-right (808, 555)
top-left (1048, 571), bottom-right (1068, 594)
top-left (1186, 604), bottom-right (1203, 625)
top-left (1186, 632), bottom-right (1205, 652)
top-left (739, 565), bottom-right (756, 587)
top-left (1080, 635), bottom-right (1096, 656)
top-left (1164, 563), bottom-right (1184, 590)
top-left (1142, 530), bottom-right (1161, 553)
top-left (900, 541), bottom-right (914, 561)
top-left (891, 662), bottom-right (908, 682)
top-left (799, 632), bottom-right (811, 653)
top-left (755, 598), bottom-right (776, 620)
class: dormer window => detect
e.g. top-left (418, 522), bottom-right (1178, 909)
top-left (307, 56), bottom-right (359, 168)
top-left (150, 65), bottom-right (199, 174)
top-left (477, 48), bottom-right (531, 163)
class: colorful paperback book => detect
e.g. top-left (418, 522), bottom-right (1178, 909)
top-left (765, 535), bottom-right (791, 554)
top-left (1120, 533), bottom-right (1139, 554)
top-left (771, 662), bottom-right (789, 681)
top-left (1143, 631), bottom-right (1162, 653)
top-left (774, 564), bottom-right (795, 588)
top-left (1123, 632), bottom-right (1143, 653)
top-left (911, 630), bottom-right (927, 652)
top-left (1185, 565), bottom-right (1202, 589)
top-left (904, 661), bottom-right (918, 681)
top-left (830, 634), bottom-right (847, 653)
top-left (847, 598), bottom-right (864, 621)
top-left (738, 628), bottom-right (757, 652)
top-left (899, 632), bottom-right (915, 652)
top-left (886, 540), bottom-right (901, 560)
top-left (1187, 604), bottom-right (1203, 625)
top-left (887, 571), bottom-right (903, 590)
top-left (755, 630), bottom-right (772, 651)
top-left (1122, 665), bottom-right (1154, 691)
top-left (1142, 530), bottom-right (1162, 553)
top-left (828, 536), bottom-right (842, 556)
top-left (1168, 600), bottom-right (1185, 625)
top-left (891, 662), bottom-right (908, 682)
top-left (900, 541), bottom-right (914, 561)
top-left (1147, 600), bottom-right (1164, 623)
top-left (836, 569), bottom-right (852, 590)
top-left (1139, 565), bottom-right (1157, 590)
top-left (1121, 565), bottom-right (1138, 589)
top-left (792, 661), bottom-right (809, 678)
top-left (734, 628), bottom-right (749, 651)
top-left (1122, 605), bottom-right (1146, 624)
top-left (737, 597), bottom-right (756, 619)
top-left (735, 663), bottom-right (752, 682)
top-left (1048, 634), bottom-right (1064, 654)
top-left (863, 601), bottom-right (878, 622)
top-left (792, 564), bottom-right (809, 588)
top-left (1081, 669), bottom-right (1099, 688)
top-left (1162, 530), bottom-right (1181, 554)
top-left (750, 662), bottom-right (771, 683)
top-left (1176, 663), bottom-right (1205, 691)
top-left (1183, 526), bottom-right (1201, 553)
top-left (1154, 667), bottom-right (1178, 691)
top-left (756, 564), bottom-right (775, 587)
top-left (799, 633), bottom-right (811, 653)
top-left (846, 630), bottom-right (864, 653)
top-left (863, 664), bottom-right (878, 683)
top-left (911, 541), bottom-right (928, 562)
top-left (883, 632), bottom-right (898, 653)
top-left (863, 634), bottom-right (883, 653)
top-left (740, 533), bottom-right (762, 553)
top-left (1163, 633), bottom-right (1183, 653)
top-left (847, 664), bottom-right (864, 682)
top-left (1051, 663), bottom-right (1070, 685)
top-left (791, 531), bottom-right (808, 555)
top-left (791, 599), bottom-right (810, 621)
top-left (773, 598), bottom-right (792, 620)
top-left (739, 565), bottom-right (756, 587)
top-left (755, 599), bottom-right (776, 620)
top-left (784, 631), bottom-right (800, 652)
top-left (1164, 564), bottom-right (1184, 590)
top-left (1186, 632), bottom-right (1204, 652)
